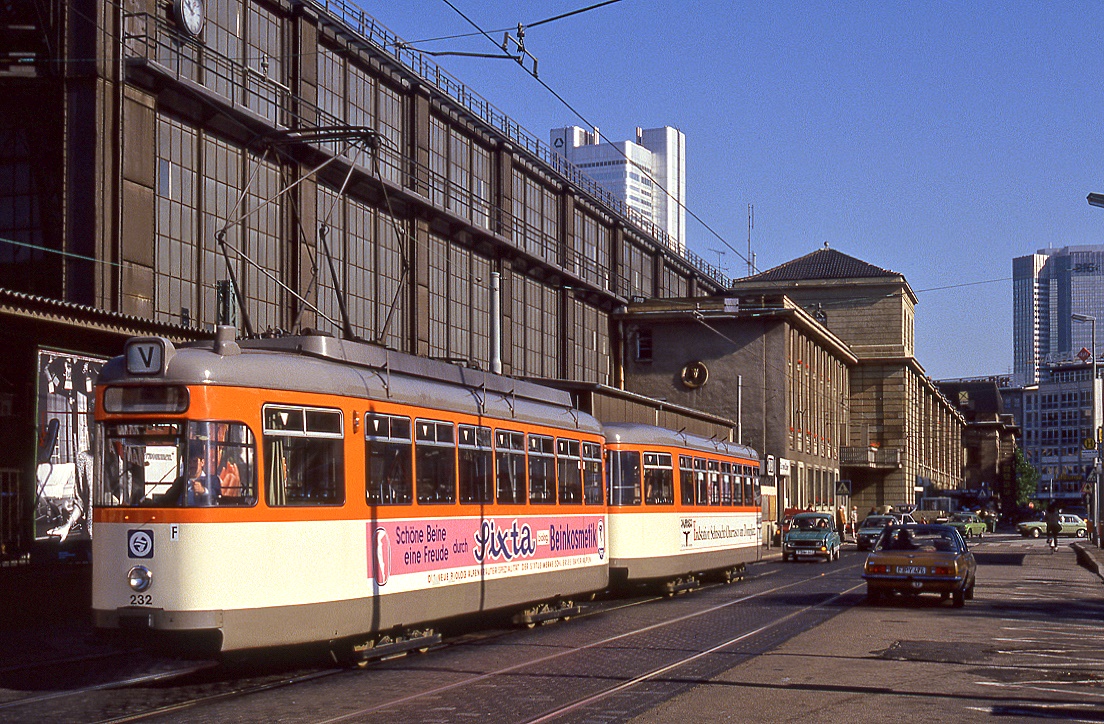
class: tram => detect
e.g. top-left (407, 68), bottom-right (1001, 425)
top-left (91, 328), bottom-right (762, 655)
top-left (91, 328), bottom-right (607, 653)
top-left (604, 423), bottom-right (761, 592)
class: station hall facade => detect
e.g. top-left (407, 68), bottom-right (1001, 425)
top-left (0, 0), bottom-right (730, 557)
top-left (0, 0), bottom-right (968, 559)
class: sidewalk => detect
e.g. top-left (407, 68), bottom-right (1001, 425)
top-left (1072, 539), bottom-right (1104, 582)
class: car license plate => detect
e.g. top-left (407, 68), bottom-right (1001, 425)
top-left (796, 550), bottom-right (815, 555)
top-left (896, 565), bottom-right (925, 575)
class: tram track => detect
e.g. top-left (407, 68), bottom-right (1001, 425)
top-left (313, 564), bottom-right (859, 724)
top-left (1, 564), bottom-right (847, 723)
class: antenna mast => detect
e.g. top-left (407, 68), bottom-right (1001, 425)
top-left (747, 204), bottom-right (755, 276)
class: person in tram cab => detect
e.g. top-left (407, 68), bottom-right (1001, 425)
top-left (164, 444), bottom-right (221, 506)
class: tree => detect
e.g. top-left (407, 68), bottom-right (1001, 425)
top-left (1013, 447), bottom-right (1038, 509)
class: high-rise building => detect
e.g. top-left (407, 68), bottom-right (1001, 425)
top-left (1013, 245), bottom-right (1104, 386)
top-left (550, 126), bottom-right (686, 252)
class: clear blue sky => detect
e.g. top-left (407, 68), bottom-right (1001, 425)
top-left (365, 1), bottom-right (1104, 380)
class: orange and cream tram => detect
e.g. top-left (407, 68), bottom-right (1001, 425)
top-left (92, 328), bottom-right (608, 654)
top-left (604, 423), bottom-right (761, 592)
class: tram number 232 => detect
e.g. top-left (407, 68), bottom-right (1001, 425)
top-left (130, 594), bottom-right (153, 606)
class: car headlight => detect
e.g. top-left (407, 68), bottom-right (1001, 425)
top-left (127, 565), bottom-right (152, 592)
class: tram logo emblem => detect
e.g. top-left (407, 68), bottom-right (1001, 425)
top-left (127, 530), bottom-right (154, 559)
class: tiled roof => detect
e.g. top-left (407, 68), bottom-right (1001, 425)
top-left (743, 246), bottom-right (901, 283)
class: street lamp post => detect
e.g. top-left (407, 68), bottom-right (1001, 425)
top-left (1083, 189), bottom-right (1104, 545)
top-left (1072, 312), bottom-right (1100, 546)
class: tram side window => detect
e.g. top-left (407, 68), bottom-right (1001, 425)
top-left (746, 465), bottom-right (761, 506)
top-left (365, 414), bottom-right (412, 505)
top-left (694, 458), bottom-right (708, 506)
top-left (459, 425), bottom-right (493, 504)
top-left (720, 462), bottom-right (734, 505)
top-left (708, 460), bottom-right (721, 505)
top-left (528, 434), bottom-right (556, 504)
top-left (643, 452), bottom-right (673, 505)
top-left (495, 430), bottom-right (526, 504)
top-left (264, 405), bottom-right (345, 506)
top-left (679, 455), bottom-right (694, 505)
top-left (608, 450), bottom-right (641, 506)
top-left (557, 438), bottom-right (583, 504)
top-left (416, 419), bottom-right (456, 504)
top-left (583, 442), bottom-right (604, 505)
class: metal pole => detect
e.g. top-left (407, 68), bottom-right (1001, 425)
top-left (490, 272), bottom-right (502, 375)
top-left (1094, 319), bottom-right (1101, 546)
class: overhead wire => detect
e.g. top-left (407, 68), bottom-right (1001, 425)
top-left (437, 0), bottom-right (760, 278)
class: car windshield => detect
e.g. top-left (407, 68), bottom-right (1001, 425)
top-left (795, 516), bottom-right (829, 530)
top-left (861, 516), bottom-right (893, 529)
top-left (951, 514), bottom-right (972, 522)
top-left (875, 527), bottom-right (962, 553)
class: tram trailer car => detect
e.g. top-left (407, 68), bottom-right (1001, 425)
top-left (92, 328), bottom-right (608, 654)
top-left (604, 423), bottom-right (761, 592)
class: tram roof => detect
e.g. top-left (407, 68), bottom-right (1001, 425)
top-left (602, 422), bottom-right (759, 461)
top-left (100, 332), bottom-right (601, 433)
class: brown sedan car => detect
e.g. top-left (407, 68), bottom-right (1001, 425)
top-left (862, 524), bottom-right (977, 607)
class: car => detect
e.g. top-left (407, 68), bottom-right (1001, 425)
top-left (946, 512), bottom-right (987, 539)
top-left (855, 515), bottom-right (897, 551)
top-left (889, 512), bottom-right (917, 525)
top-left (782, 512), bottom-right (842, 562)
top-left (1016, 513), bottom-right (1087, 539)
top-left (1062, 505), bottom-right (1089, 521)
top-left (862, 524), bottom-right (977, 607)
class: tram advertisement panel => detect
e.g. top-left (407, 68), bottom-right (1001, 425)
top-left (369, 514), bottom-right (606, 590)
top-left (678, 513), bottom-right (760, 551)
top-left (33, 349), bottom-right (106, 546)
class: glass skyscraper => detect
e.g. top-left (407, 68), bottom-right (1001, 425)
top-left (1013, 245), bottom-right (1104, 386)
top-left (550, 126), bottom-right (686, 253)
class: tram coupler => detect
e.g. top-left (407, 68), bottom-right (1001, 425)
top-left (349, 629), bottom-right (441, 663)
top-left (513, 600), bottom-right (582, 627)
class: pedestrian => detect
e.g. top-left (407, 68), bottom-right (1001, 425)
top-left (849, 506), bottom-right (858, 541)
top-left (836, 505), bottom-right (846, 537)
top-left (1045, 502), bottom-right (1061, 552)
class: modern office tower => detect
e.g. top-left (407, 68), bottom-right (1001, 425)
top-left (550, 126), bottom-right (686, 253)
top-left (1013, 246), bottom-right (1104, 386)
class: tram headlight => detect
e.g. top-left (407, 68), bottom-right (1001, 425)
top-left (127, 565), bottom-right (152, 592)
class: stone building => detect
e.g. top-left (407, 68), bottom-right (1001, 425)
top-left (617, 294), bottom-right (857, 532)
top-left (935, 378), bottom-right (1019, 515)
top-left (729, 246), bottom-right (965, 513)
top-left (0, 0), bottom-right (728, 558)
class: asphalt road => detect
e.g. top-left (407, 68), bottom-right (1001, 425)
top-left (635, 534), bottom-right (1104, 723)
top-left (2, 533), bottom-right (1100, 723)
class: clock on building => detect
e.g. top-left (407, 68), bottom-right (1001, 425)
top-left (173, 0), bottom-right (205, 38)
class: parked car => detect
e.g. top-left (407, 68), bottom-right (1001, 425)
top-left (1017, 514), bottom-right (1087, 539)
top-left (855, 515), bottom-right (897, 551)
top-left (782, 512), bottom-right (842, 562)
top-left (862, 524), bottom-right (977, 607)
top-left (946, 512), bottom-right (987, 539)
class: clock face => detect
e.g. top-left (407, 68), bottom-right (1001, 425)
top-left (175, 0), bottom-right (205, 37)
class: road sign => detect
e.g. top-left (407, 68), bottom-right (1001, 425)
top-left (836, 480), bottom-right (851, 497)
top-left (1079, 347), bottom-right (1092, 362)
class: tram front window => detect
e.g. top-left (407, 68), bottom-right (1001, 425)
top-left (95, 421), bottom-right (256, 508)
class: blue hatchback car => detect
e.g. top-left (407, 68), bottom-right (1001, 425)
top-left (782, 512), bottom-right (842, 562)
